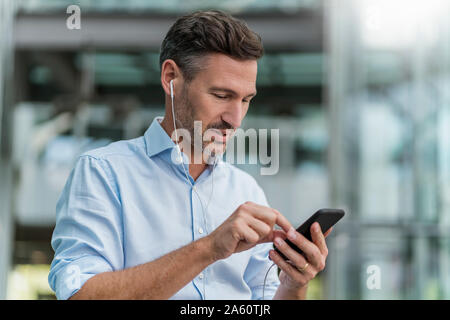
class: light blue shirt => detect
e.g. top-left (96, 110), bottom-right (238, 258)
top-left (48, 116), bottom-right (280, 300)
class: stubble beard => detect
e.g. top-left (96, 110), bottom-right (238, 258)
top-left (174, 83), bottom-right (227, 162)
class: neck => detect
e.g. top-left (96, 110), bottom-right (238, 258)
top-left (160, 116), bottom-right (208, 181)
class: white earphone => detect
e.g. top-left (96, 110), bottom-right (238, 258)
top-left (170, 80), bottom-right (183, 163)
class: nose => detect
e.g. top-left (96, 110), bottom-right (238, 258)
top-left (222, 101), bottom-right (243, 130)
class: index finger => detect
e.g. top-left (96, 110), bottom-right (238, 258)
top-left (242, 202), bottom-right (281, 227)
top-left (273, 209), bottom-right (293, 233)
top-left (242, 203), bottom-right (292, 238)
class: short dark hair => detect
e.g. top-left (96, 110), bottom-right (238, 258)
top-left (159, 10), bottom-right (264, 83)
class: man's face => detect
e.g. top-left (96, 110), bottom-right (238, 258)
top-left (174, 53), bottom-right (258, 159)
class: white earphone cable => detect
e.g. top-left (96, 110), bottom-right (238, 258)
top-left (262, 262), bottom-right (277, 300)
top-left (171, 81), bottom-right (219, 300)
top-left (170, 81), bottom-right (217, 235)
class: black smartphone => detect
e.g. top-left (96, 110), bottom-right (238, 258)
top-left (274, 208), bottom-right (345, 260)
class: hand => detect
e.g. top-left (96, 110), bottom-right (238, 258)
top-left (206, 201), bottom-right (293, 261)
top-left (269, 222), bottom-right (333, 291)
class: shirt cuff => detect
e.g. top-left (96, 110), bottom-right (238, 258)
top-left (51, 256), bottom-right (113, 300)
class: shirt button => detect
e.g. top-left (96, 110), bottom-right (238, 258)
top-left (198, 227), bottom-right (204, 234)
top-left (199, 273), bottom-right (204, 280)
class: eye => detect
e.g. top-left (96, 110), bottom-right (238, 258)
top-left (214, 94), bottom-right (228, 100)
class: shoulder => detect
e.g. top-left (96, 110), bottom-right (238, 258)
top-left (73, 136), bottom-right (146, 183)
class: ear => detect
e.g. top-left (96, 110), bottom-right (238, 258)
top-left (161, 59), bottom-right (179, 97)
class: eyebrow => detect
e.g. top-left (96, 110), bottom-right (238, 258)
top-left (209, 87), bottom-right (257, 98)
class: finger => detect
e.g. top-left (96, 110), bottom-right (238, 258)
top-left (235, 225), bottom-right (261, 253)
top-left (242, 202), bottom-right (279, 227)
top-left (242, 225), bottom-right (260, 244)
top-left (324, 227), bottom-right (333, 238)
top-left (269, 250), bottom-right (309, 283)
top-left (273, 209), bottom-right (293, 233)
top-left (310, 222), bottom-right (328, 256)
top-left (247, 216), bottom-right (272, 240)
top-left (242, 202), bottom-right (292, 234)
top-left (273, 237), bottom-right (312, 273)
top-left (261, 229), bottom-right (287, 243)
top-left (286, 227), bottom-right (323, 268)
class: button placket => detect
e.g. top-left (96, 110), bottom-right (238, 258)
top-left (192, 183), bottom-right (208, 238)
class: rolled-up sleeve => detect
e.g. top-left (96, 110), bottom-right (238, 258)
top-left (48, 155), bottom-right (123, 300)
top-left (244, 242), bottom-right (280, 300)
top-left (244, 183), bottom-right (280, 300)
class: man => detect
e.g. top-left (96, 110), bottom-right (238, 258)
top-left (48, 9), bottom-right (332, 300)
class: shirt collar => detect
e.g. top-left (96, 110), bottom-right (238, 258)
top-left (144, 116), bottom-right (223, 166)
top-left (144, 116), bottom-right (176, 158)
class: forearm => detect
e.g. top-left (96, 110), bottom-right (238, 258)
top-left (272, 283), bottom-right (308, 300)
top-left (70, 236), bottom-right (215, 299)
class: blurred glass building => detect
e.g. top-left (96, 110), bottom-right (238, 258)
top-left (0, 0), bottom-right (449, 299)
